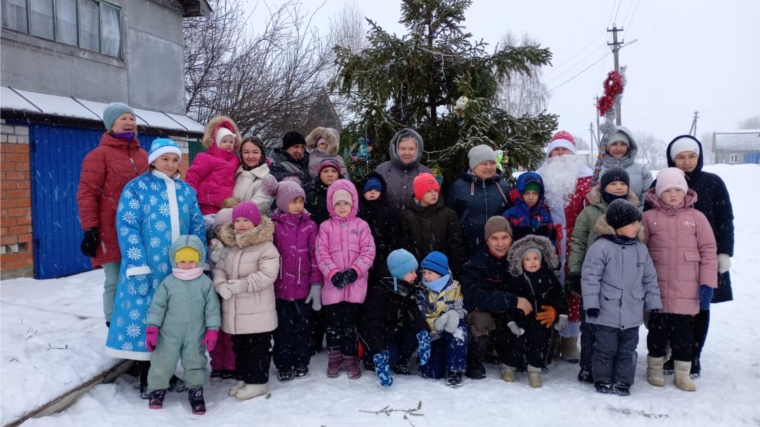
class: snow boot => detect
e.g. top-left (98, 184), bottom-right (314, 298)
top-left (527, 365), bottom-right (542, 388)
top-left (507, 321), bottom-right (525, 337)
top-left (228, 380), bottom-right (245, 397)
top-left (168, 375), bottom-right (186, 392)
top-left (612, 382), bottom-right (631, 396)
top-left (391, 363), bottom-right (411, 375)
top-left (446, 371), bottom-right (463, 388)
top-left (148, 389), bottom-right (166, 409)
top-left (277, 369), bottom-right (294, 382)
top-left (663, 357), bottom-right (674, 375)
top-left (674, 360), bottom-right (697, 392)
top-left (647, 356), bottom-right (666, 387)
top-left (500, 364), bottom-right (516, 383)
top-left (295, 366), bottom-right (309, 378)
top-left (188, 387), bottom-right (206, 415)
top-left (560, 336), bottom-right (580, 363)
top-left (235, 383), bottom-right (267, 400)
top-left (363, 357), bottom-right (376, 372)
top-left (465, 335), bottom-right (489, 379)
top-left (327, 350), bottom-right (343, 378)
top-left (220, 369), bottom-right (235, 380)
top-left (342, 354), bottom-right (362, 379)
top-left (577, 367), bottom-right (594, 383)
top-left (594, 381), bottom-right (613, 394)
top-left (210, 370), bottom-right (223, 379)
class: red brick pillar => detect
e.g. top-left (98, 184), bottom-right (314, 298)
top-left (1, 121), bottom-right (33, 279)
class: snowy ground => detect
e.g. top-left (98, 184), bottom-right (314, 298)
top-left (2, 165), bottom-right (760, 427)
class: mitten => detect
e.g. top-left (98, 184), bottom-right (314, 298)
top-left (699, 285), bottom-right (714, 310)
top-left (146, 326), bottom-right (159, 352)
top-left (227, 280), bottom-right (245, 294)
top-left (373, 350), bottom-right (393, 387)
top-left (80, 227), bottom-right (99, 258)
top-left (507, 321), bottom-right (525, 337)
top-left (416, 330), bottom-right (431, 366)
top-left (565, 272), bottom-right (582, 297)
top-left (648, 309), bottom-right (659, 321)
top-left (201, 330), bottom-right (218, 352)
top-left (443, 311), bottom-right (460, 333)
top-left (331, 271), bottom-right (346, 289)
top-left (217, 283), bottom-right (233, 300)
top-left (717, 254), bottom-right (731, 274)
top-left (305, 284), bottom-right (322, 311)
top-left (343, 268), bottom-right (359, 285)
top-left (586, 308), bottom-right (600, 319)
top-left (555, 314), bottom-right (569, 331)
top-left (433, 314), bottom-right (448, 332)
top-left (536, 305), bottom-right (557, 328)
top-left (209, 239), bottom-right (223, 264)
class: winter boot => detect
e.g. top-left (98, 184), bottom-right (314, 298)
top-left (647, 356), bottom-right (666, 387)
top-left (295, 366), bottom-right (309, 378)
top-left (342, 354), bottom-right (362, 379)
top-left (391, 363), bottom-right (411, 375)
top-left (210, 370), bottom-right (223, 379)
top-left (465, 335), bottom-right (489, 380)
top-left (612, 382), bottom-right (631, 396)
top-left (327, 350), bottom-right (343, 378)
top-left (507, 321), bottom-right (525, 337)
top-left (188, 387), bottom-right (206, 415)
top-left (663, 357), bottom-right (674, 375)
top-left (235, 383), bottom-right (267, 400)
top-left (594, 381), bottom-right (613, 394)
top-left (446, 371), bottom-right (463, 388)
top-left (148, 389), bottom-right (167, 409)
top-left (527, 365), bottom-right (543, 388)
top-left (169, 375), bottom-right (186, 392)
top-left (674, 361), bottom-right (697, 392)
top-left (228, 380), bottom-right (245, 397)
top-left (577, 367), bottom-right (594, 384)
top-left (560, 336), bottom-right (580, 363)
top-left (138, 362), bottom-right (150, 399)
top-left (363, 357), bottom-right (376, 372)
top-left (690, 357), bottom-right (701, 379)
top-left (220, 369), bottom-right (235, 380)
top-left (500, 364), bottom-right (516, 383)
top-left (277, 369), bottom-right (294, 382)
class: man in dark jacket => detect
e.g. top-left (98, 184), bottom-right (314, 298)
top-left (460, 216), bottom-right (532, 379)
top-left (647, 135), bottom-right (735, 378)
top-left (270, 131), bottom-right (310, 183)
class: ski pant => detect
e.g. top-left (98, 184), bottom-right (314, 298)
top-left (102, 262), bottom-right (120, 323)
top-left (592, 325), bottom-right (639, 385)
top-left (580, 309), bottom-right (596, 371)
top-left (419, 323), bottom-right (469, 379)
top-left (147, 326), bottom-right (207, 391)
top-left (325, 302), bottom-right (362, 356)
top-left (273, 298), bottom-right (312, 371)
top-left (232, 332), bottom-right (272, 385)
top-left (648, 313), bottom-right (693, 362)
top-left (502, 317), bottom-right (553, 369)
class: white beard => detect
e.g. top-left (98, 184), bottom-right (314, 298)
top-left (538, 155), bottom-right (582, 209)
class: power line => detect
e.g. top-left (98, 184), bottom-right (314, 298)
top-left (620, 0), bottom-right (634, 30)
top-left (544, 45), bottom-right (606, 84)
top-left (607, 0), bottom-right (618, 27)
top-left (613, 0), bottom-right (624, 24)
top-left (623, 0), bottom-right (641, 40)
top-left (543, 31), bottom-right (606, 77)
top-left (546, 51), bottom-right (611, 93)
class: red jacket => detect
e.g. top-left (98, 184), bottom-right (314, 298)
top-left (77, 133), bottom-right (149, 267)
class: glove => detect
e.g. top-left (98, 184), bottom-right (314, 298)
top-left (331, 271), bottom-right (346, 289)
top-left (433, 311), bottom-right (454, 332)
top-left (443, 311), bottom-right (460, 334)
top-left (586, 308), bottom-right (600, 319)
top-left (217, 283), bottom-right (233, 300)
top-left (699, 285), bottom-right (714, 310)
top-left (201, 329), bottom-right (218, 352)
top-left (648, 309), bottom-right (659, 321)
top-left (146, 326), bottom-right (159, 352)
top-left (343, 268), bottom-right (359, 285)
top-left (80, 228), bottom-right (99, 258)
top-left (416, 330), bottom-right (431, 366)
top-left (555, 314), bottom-right (568, 331)
top-left (305, 284), bottom-right (322, 311)
top-left (565, 272), bottom-right (582, 297)
top-left (373, 350), bottom-right (393, 388)
top-left (227, 280), bottom-right (245, 294)
top-left (718, 254), bottom-right (731, 274)
top-left (536, 305), bottom-right (558, 329)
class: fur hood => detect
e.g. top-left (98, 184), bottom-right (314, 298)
top-left (305, 127), bottom-right (340, 156)
top-left (586, 185), bottom-right (641, 207)
top-left (217, 216), bottom-right (275, 248)
top-left (202, 115), bottom-right (243, 150)
top-left (593, 214), bottom-right (645, 241)
top-left (507, 234), bottom-right (559, 276)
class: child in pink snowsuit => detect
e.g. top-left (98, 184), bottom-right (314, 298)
top-left (315, 179), bottom-right (376, 380)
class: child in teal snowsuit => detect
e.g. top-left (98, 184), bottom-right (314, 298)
top-left (146, 235), bottom-right (221, 415)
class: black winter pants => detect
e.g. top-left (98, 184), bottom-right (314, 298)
top-left (273, 299), bottom-right (312, 371)
top-left (647, 313), bottom-right (693, 362)
top-left (580, 310), bottom-right (595, 371)
top-left (592, 325), bottom-right (639, 386)
top-left (692, 309), bottom-right (709, 361)
top-left (232, 332), bottom-right (272, 385)
top-left (502, 317), bottom-right (553, 369)
top-left (325, 302), bottom-right (362, 356)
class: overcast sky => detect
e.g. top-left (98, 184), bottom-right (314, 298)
top-left (247, 0), bottom-right (760, 143)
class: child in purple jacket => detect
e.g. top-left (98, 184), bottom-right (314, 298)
top-left (316, 179), bottom-right (376, 380)
top-left (271, 181), bottom-right (323, 381)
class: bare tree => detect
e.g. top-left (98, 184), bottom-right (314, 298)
top-left (635, 132), bottom-right (669, 170)
top-left (496, 32), bottom-right (551, 117)
top-left (737, 115), bottom-right (760, 129)
top-left (700, 131), bottom-right (714, 165)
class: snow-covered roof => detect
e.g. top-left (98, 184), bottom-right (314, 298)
top-left (714, 130), bottom-right (760, 152)
top-left (1, 86), bottom-right (204, 134)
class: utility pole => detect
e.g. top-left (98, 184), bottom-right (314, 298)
top-left (589, 122), bottom-right (597, 158)
top-left (689, 111), bottom-right (699, 136)
top-left (607, 25), bottom-right (624, 125)
top-left (594, 96), bottom-right (602, 142)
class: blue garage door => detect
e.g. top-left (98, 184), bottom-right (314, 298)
top-left (30, 124), bottom-right (159, 279)
top-left (744, 153), bottom-right (760, 164)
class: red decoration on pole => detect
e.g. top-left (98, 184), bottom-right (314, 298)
top-left (597, 71), bottom-right (624, 117)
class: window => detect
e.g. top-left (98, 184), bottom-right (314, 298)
top-left (729, 154), bottom-right (738, 164)
top-left (1, 0), bottom-right (121, 58)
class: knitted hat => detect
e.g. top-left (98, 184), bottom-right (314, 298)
top-left (606, 199), bottom-right (642, 230)
top-left (545, 130), bottom-right (577, 157)
top-left (484, 216), bottom-right (513, 240)
top-left (103, 102), bottom-right (135, 130)
top-left (611, 131), bottom-right (630, 146)
top-left (413, 173), bottom-right (440, 201)
top-left (600, 167), bottom-right (630, 190)
top-left (275, 180), bottom-right (306, 212)
top-left (214, 208), bottom-right (234, 227)
top-left (232, 201), bottom-right (261, 227)
top-left (521, 246), bottom-right (543, 262)
top-left (148, 138), bottom-right (182, 164)
top-left (215, 127), bottom-right (235, 146)
top-left (669, 136), bottom-right (701, 161)
top-left (655, 167), bottom-right (688, 198)
top-left (523, 182), bottom-right (542, 194)
top-left (468, 145), bottom-right (497, 170)
top-left (387, 249), bottom-right (419, 280)
top-left (282, 131), bottom-right (306, 150)
top-left (421, 251), bottom-right (449, 277)
top-left (332, 189), bottom-right (353, 207)
top-left (175, 246), bottom-right (200, 264)
top-left (318, 158), bottom-right (341, 176)
top-left (363, 176), bottom-right (383, 194)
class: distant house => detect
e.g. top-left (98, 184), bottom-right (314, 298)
top-left (1, 0), bottom-right (210, 279)
top-left (711, 130), bottom-right (760, 165)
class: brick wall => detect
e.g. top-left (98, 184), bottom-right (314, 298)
top-left (1, 120), bottom-right (33, 279)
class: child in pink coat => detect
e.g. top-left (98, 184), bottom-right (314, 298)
top-left (642, 167), bottom-right (717, 392)
top-left (185, 116), bottom-right (242, 215)
top-left (315, 179), bottom-right (376, 380)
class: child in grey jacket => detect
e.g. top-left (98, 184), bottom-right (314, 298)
top-left (581, 199), bottom-right (661, 397)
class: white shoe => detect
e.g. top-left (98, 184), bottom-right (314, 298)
top-left (235, 383), bottom-right (267, 400)
top-left (228, 381), bottom-right (245, 397)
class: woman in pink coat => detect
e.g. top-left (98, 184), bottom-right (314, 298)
top-left (315, 179), bottom-right (376, 380)
top-left (642, 168), bottom-right (717, 392)
top-left (185, 116), bottom-right (242, 215)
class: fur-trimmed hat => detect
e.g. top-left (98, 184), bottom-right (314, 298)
top-left (203, 116), bottom-right (242, 150)
top-left (507, 235), bottom-right (558, 276)
top-left (545, 130), bottom-right (577, 157)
